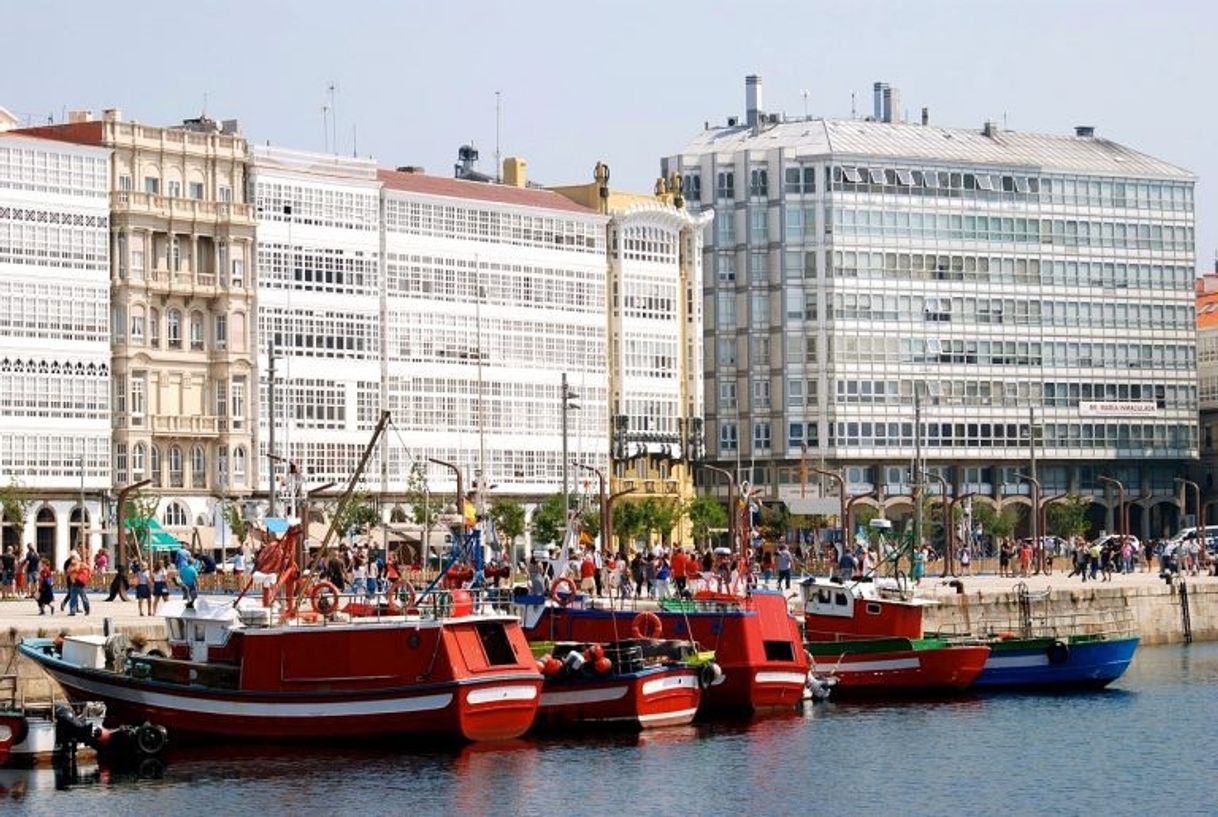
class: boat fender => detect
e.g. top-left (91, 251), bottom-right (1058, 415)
top-left (996, 631), bottom-right (1017, 641)
top-left (310, 581), bottom-right (342, 616)
top-left (0, 714), bottom-right (29, 747)
top-left (550, 577), bottom-right (578, 607)
top-left (1047, 640), bottom-right (1070, 665)
top-left (631, 611), bottom-right (663, 640)
top-left (387, 580), bottom-right (416, 613)
top-left (593, 656), bottom-right (613, 674)
top-left (697, 662), bottom-right (721, 689)
top-left (542, 656), bottom-right (563, 676)
top-left (136, 722), bottom-right (169, 756)
top-left (564, 650), bottom-right (587, 674)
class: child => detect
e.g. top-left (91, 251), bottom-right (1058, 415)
top-left (152, 558), bottom-right (169, 615)
top-left (36, 562), bottom-right (54, 615)
top-left (133, 559), bottom-right (151, 616)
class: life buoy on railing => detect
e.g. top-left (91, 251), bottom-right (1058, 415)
top-left (386, 580), bottom-right (416, 613)
top-left (310, 581), bottom-right (341, 616)
top-left (631, 611), bottom-right (664, 640)
top-left (550, 577), bottom-right (578, 606)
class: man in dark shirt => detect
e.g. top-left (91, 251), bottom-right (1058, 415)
top-left (0, 546), bottom-right (16, 599)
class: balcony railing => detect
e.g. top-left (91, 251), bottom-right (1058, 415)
top-left (149, 414), bottom-right (222, 436)
top-left (111, 191), bottom-right (254, 222)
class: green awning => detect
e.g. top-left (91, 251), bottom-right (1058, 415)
top-left (125, 517), bottom-right (183, 550)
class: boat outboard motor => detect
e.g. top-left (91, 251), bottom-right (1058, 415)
top-left (55, 705), bottom-right (169, 762)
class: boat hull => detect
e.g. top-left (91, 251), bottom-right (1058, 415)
top-left (805, 639), bottom-right (990, 695)
top-left (973, 636), bottom-right (1139, 690)
top-left (520, 593), bottom-right (809, 712)
top-left (18, 640), bottom-right (541, 744)
top-left (534, 666), bottom-right (701, 731)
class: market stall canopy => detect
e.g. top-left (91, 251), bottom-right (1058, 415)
top-left (125, 517), bottom-right (182, 550)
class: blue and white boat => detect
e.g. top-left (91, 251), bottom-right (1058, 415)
top-left (972, 633), bottom-right (1139, 690)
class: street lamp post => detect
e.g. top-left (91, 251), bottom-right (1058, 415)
top-left (1098, 476), bottom-right (1128, 546)
top-left (926, 473), bottom-right (950, 574)
top-left (560, 373), bottom-right (580, 538)
top-left (574, 461), bottom-right (606, 553)
top-left (699, 463), bottom-right (739, 555)
top-left (942, 491), bottom-right (978, 577)
top-left (811, 467), bottom-right (848, 553)
top-left (845, 490), bottom-right (877, 554)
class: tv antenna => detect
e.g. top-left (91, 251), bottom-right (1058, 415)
top-left (495, 91), bottom-right (502, 183)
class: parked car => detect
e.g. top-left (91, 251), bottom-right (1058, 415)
top-left (1166, 526), bottom-right (1218, 555)
top-left (1090, 534), bottom-right (1141, 551)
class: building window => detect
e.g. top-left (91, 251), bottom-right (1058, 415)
top-left (231, 378), bottom-right (246, 430)
top-left (232, 258), bottom-right (245, 286)
top-left (233, 446), bottom-right (247, 485)
top-left (163, 502), bottom-right (188, 527)
top-left (717, 254), bottom-right (736, 283)
top-left (191, 445), bottom-right (206, 488)
top-left (144, 176), bottom-right (160, 195)
top-left (114, 443), bottom-right (128, 484)
top-left (167, 180), bottom-right (182, 198)
top-left (190, 311), bottom-right (205, 350)
top-left (716, 292), bottom-right (736, 328)
top-left (189, 182), bottom-right (204, 200)
top-left (149, 308), bottom-right (160, 348)
top-left (716, 170), bottom-right (735, 200)
top-left (119, 174), bottom-right (132, 191)
top-left (719, 381), bottom-right (737, 410)
top-left (749, 168), bottom-right (768, 198)
top-left (749, 208), bottom-right (768, 244)
top-left (129, 305), bottom-right (145, 344)
top-left (719, 422), bottom-right (738, 452)
top-left (717, 337), bottom-right (737, 366)
top-left (171, 236), bottom-right (181, 272)
top-left (131, 443), bottom-right (146, 480)
top-left (215, 314), bottom-right (227, 350)
top-left (168, 445), bottom-right (183, 488)
top-left (752, 379), bottom-right (771, 409)
top-left (219, 186), bottom-right (232, 203)
top-left (753, 422), bottom-right (771, 451)
top-left (130, 372), bottom-right (146, 424)
top-left (150, 445), bottom-right (161, 488)
top-left (167, 309), bottom-right (182, 349)
top-left (216, 447), bottom-right (229, 488)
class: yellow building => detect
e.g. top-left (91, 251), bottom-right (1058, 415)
top-left (552, 165), bottom-right (712, 545)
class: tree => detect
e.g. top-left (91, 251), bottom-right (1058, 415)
top-left (489, 499), bottom-right (526, 558)
top-left (403, 462), bottom-right (441, 529)
top-left (327, 492), bottom-right (380, 539)
top-left (1046, 494), bottom-right (1092, 541)
top-left (530, 494), bottom-right (566, 547)
top-left (687, 495), bottom-right (727, 549)
top-left (221, 502), bottom-right (250, 548)
top-left (123, 493), bottom-right (161, 556)
top-left (612, 500), bottom-right (647, 552)
top-left (0, 478), bottom-right (31, 540)
top-left (758, 503), bottom-right (790, 545)
top-left (649, 499), bottom-right (684, 546)
top-left (975, 503), bottom-right (1017, 541)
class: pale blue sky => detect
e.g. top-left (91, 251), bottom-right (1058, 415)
top-left (6, 0), bottom-right (1215, 270)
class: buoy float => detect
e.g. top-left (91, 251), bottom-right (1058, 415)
top-left (631, 611), bottom-right (663, 640)
top-left (550, 577), bottom-right (578, 606)
top-left (593, 656), bottom-right (612, 674)
top-left (309, 581), bottom-right (341, 615)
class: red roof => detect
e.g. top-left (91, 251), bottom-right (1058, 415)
top-left (10, 121), bottom-right (105, 146)
top-left (377, 169), bottom-right (595, 215)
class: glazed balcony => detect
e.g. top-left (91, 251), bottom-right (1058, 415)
top-left (112, 191), bottom-right (254, 225)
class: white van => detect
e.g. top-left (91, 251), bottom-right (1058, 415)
top-left (1166, 526), bottom-right (1218, 553)
top-left (1090, 533), bottom-right (1141, 551)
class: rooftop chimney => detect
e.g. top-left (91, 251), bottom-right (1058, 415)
top-left (873, 82), bottom-right (888, 120)
top-left (1074, 125), bottom-right (1095, 138)
top-left (883, 86), bottom-right (901, 123)
top-left (982, 121), bottom-right (999, 137)
top-left (921, 107), bottom-right (929, 126)
top-left (503, 156), bottom-right (527, 188)
top-left (102, 108), bottom-right (122, 123)
top-left (66, 110), bottom-right (93, 124)
top-left (745, 75), bottom-right (763, 129)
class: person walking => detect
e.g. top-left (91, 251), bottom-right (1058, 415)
top-left (152, 558), bottom-right (170, 615)
top-left (35, 561), bottom-right (55, 615)
top-left (179, 556), bottom-right (199, 608)
top-left (0, 545), bottom-right (15, 600)
top-left (959, 544), bottom-right (972, 576)
top-left (776, 543), bottom-right (793, 591)
top-left (23, 545), bottom-right (40, 599)
top-left (912, 545), bottom-right (927, 585)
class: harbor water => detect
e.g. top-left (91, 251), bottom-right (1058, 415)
top-left (4, 642), bottom-right (1216, 817)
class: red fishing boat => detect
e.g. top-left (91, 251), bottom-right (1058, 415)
top-left (19, 526), bottom-right (543, 744)
top-left (518, 589), bottom-right (813, 711)
top-left (532, 639), bottom-right (716, 730)
top-left (800, 576), bottom-right (989, 694)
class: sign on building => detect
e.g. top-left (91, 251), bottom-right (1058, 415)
top-left (1078, 401), bottom-right (1159, 418)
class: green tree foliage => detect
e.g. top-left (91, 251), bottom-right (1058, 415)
top-left (758, 503), bottom-right (790, 544)
top-left (0, 478), bottom-right (31, 530)
top-left (490, 499), bottom-right (526, 544)
top-left (687, 495), bottom-right (728, 548)
top-left (530, 494), bottom-right (566, 546)
top-left (222, 502), bottom-right (250, 546)
top-left (612, 500), bottom-right (647, 551)
top-left (648, 499), bottom-right (684, 546)
top-left (328, 492), bottom-right (381, 539)
top-left (1046, 494), bottom-right (1092, 540)
top-left (403, 461), bottom-right (441, 529)
top-left (975, 503), bottom-right (1017, 541)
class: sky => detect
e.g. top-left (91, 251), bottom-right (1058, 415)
top-left (5, 0), bottom-right (1215, 271)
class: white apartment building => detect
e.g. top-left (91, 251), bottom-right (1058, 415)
top-left (664, 77), bottom-right (1198, 539)
top-left (380, 166), bottom-right (609, 500)
top-left (0, 131), bottom-right (111, 562)
top-left (251, 147), bottom-right (383, 498)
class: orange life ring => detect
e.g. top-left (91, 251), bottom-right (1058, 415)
top-left (631, 611), bottom-right (663, 640)
top-left (550, 577), bottom-right (578, 606)
top-left (386, 580), bottom-right (416, 613)
top-left (310, 580), bottom-right (341, 615)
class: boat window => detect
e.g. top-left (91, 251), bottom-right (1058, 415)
top-left (817, 589), bottom-right (832, 604)
top-left (866, 602), bottom-right (883, 615)
top-left (763, 640), bottom-right (795, 662)
top-left (169, 619), bottom-right (184, 640)
top-left (834, 592), bottom-right (849, 606)
top-left (476, 621), bottom-right (518, 666)
top-left (193, 624), bottom-right (206, 642)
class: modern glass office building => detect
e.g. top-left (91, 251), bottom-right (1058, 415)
top-left (663, 77), bottom-right (1197, 538)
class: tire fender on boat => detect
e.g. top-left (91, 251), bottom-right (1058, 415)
top-left (1047, 640), bottom-right (1070, 665)
top-left (310, 580), bottom-right (341, 615)
top-left (550, 577), bottom-right (578, 606)
top-left (631, 611), bottom-right (663, 640)
top-left (0, 714), bottom-right (29, 747)
top-left (698, 662), bottom-right (723, 689)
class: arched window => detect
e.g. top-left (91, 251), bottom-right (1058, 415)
top-left (232, 446), bottom-right (247, 485)
top-left (69, 506), bottom-right (90, 550)
top-left (163, 502), bottom-right (188, 527)
top-left (167, 309), bottom-right (182, 349)
top-left (390, 506), bottom-right (407, 524)
top-left (35, 507), bottom-right (55, 557)
top-left (189, 311), bottom-right (205, 351)
top-left (190, 445), bottom-right (206, 487)
top-left (168, 445), bottom-right (183, 488)
top-left (149, 444), bottom-right (162, 488)
top-left (149, 307), bottom-right (161, 348)
top-left (132, 443), bottom-right (146, 480)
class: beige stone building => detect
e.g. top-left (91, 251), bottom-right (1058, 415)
top-left (20, 110), bottom-right (257, 530)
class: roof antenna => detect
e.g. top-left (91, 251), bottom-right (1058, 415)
top-left (495, 90), bottom-right (502, 184)
top-left (800, 89), bottom-right (810, 120)
top-left (352, 124), bottom-right (358, 158)
top-left (326, 81), bottom-right (339, 154)
top-left (202, 91), bottom-right (209, 118)
top-left (850, 91), bottom-right (856, 119)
